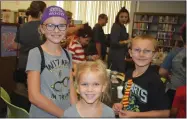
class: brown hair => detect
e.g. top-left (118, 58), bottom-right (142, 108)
top-left (26, 1), bottom-right (46, 18)
top-left (75, 60), bottom-right (111, 102)
top-left (130, 35), bottom-right (158, 49)
top-left (115, 7), bottom-right (130, 24)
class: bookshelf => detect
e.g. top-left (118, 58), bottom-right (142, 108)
top-left (132, 12), bottom-right (186, 52)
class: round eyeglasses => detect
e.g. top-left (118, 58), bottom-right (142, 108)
top-left (131, 48), bottom-right (155, 56)
top-left (42, 24), bottom-right (67, 31)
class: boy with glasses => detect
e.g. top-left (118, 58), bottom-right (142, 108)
top-left (112, 35), bottom-right (170, 118)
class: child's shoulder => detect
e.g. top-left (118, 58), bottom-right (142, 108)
top-left (64, 104), bottom-right (79, 117)
top-left (102, 103), bottom-right (115, 117)
top-left (28, 47), bottom-right (40, 55)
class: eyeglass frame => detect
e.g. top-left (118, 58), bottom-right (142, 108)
top-left (130, 48), bottom-right (155, 56)
top-left (42, 23), bottom-right (67, 31)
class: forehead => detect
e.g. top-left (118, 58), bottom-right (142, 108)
top-left (44, 17), bottom-right (67, 24)
top-left (79, 71), bottom-right (102, 82)
top-left (132, 39), bottom-right (155, 49)
top-left (119, 12), bottom-right (128, 17)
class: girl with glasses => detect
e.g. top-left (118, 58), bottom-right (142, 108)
top-left (26, 6), bottom-right (77, 117)
top-left (112, 35), bottom-right (170, 118)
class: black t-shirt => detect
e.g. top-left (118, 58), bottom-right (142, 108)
top-left (15, 21), bottom-right (44, 69)
top-left (122, 66), bottom-right (169, 112)
top-left (85, 24), bottom-right (107, 59)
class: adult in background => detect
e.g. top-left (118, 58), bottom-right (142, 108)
top-left (159, 23), bottom-right (186, 108)
top-left (86, 14), bottom-right (108, 61)
top-left (108, 7), bottom-right (131, 73)
top-left (11, 1), bottom-right (46, 112)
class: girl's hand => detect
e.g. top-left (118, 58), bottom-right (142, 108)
top-left (119, 110), bottom-right (138, 118)
top-left (112, 103), bottom-right (123, 115)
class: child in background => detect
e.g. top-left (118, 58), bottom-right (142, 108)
top-left (26, 6), bottom-right (77, 117)
top-left (64, 60), bottom-right (115, 117)
top-left (112, 35), bottom-right (170, 118)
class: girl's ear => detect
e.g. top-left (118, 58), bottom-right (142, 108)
top-left (40, 25), bottom-right (45, 34)
top-left (128, 48), bottom-right (132, 57)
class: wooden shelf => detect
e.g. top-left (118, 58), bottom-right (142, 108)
top-left (157, 45), bottom-right (172, 48)
top-left (158, 22), bottom-right (178, 24)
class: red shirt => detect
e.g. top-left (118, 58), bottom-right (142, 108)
top-left (172, 86), bottom-right (186, 118)
top-left (68, 38), bottom-right (86, 63)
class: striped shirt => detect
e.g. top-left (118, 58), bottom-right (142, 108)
top-left (68, 39), bottom-right (86, 63)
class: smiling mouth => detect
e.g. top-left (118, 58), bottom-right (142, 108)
top-left (51, 35), bottom-right (61, 38)
top-left (85, 94), bottom-right (95, 99)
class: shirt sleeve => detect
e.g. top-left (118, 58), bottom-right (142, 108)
top-left (148, 75), bottom-right (170, 110)
top-left (160, 51), bottom-right (173, 71)
top-left (26, 48), bottom-right (41, 72)
top-left (67, 51), bottom-right (73, 70)
top-left (93, 26), bottom-right (101, 43)
top-left (110, 23), bottom-right (124, 48)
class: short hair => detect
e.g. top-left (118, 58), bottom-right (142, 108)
top-left (98, 13), bottom-right (107, 20)
top-left (26, 1), bottom-right (46, 18)
top-left (77, 23), bottom-right (93, 38)
top-left (75, 60), bottom-right (111, 102)
top-left (115, 7), bottom-right (130, 24)
top-left (130, 35), bottom-right (157, 49)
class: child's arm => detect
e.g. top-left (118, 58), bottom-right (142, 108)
top-left (27, 71), bottom-right (64, 117)
top-left (69, 72), bottom-right (78, 105)
top-left (119, 110), bottom-right (169, 118)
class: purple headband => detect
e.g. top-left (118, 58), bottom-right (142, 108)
top-left (41, 6), bottom-right (68, 24)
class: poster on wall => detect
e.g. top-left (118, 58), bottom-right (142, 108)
top-left (0, 25), bottom-right (18, 57)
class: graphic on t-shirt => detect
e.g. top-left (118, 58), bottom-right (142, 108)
top-left (45, 58), bottom-right (70, 101)
top-left (51, 77), bottom-right (69, 91)
top-left (126, 95), bottom-right (140, 112)
top-left (46, 59), bottom-right (70, 71)
top-left (123, 81), bottom-right (148, 112)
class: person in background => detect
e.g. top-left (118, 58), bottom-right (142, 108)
top-left (86, 14), bottom-right (108, 61)
top-left (26, 6), bottom-right (77, 117)
top-left (159, 23), bottom-right (186, 108)
top-left (61, 10), bottom-right (84, 48)
top-left (113, 35), bottom-right (170, 118)
top-left (68, 23), bottom-right (99, 76)
top-left (108, 7), bottom-right (131, 73)
top-left (10, 1), bottom-right (47, 112)
top-left (64, 60), bottom-right (115, 118)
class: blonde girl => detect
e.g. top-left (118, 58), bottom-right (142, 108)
top-left (64, 60), bottom-right (115, 117)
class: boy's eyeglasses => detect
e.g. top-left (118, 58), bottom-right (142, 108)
top-left (42, 24), bottom-right (67, 31)
top-left (131, 48), bottom-right (155, 56)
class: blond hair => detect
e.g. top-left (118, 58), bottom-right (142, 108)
top-left (130, 35), bottom-right (158, 50)
top-left (75, 60), bottom-right (111, 103)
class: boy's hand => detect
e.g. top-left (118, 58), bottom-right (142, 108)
top-left (119, 110), bottom-right (138, 118)
top-left (112, 103), bottom-right (123, 115)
